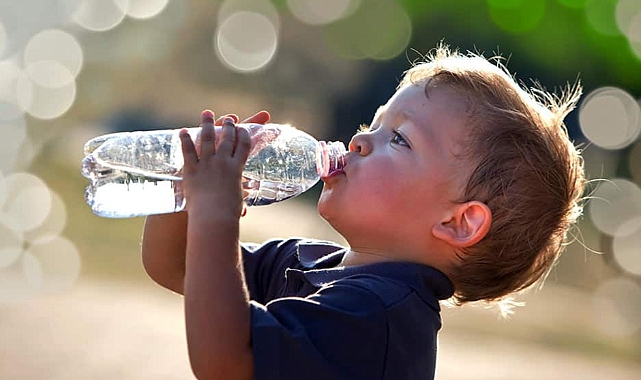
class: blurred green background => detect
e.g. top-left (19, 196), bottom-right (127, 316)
top-left (1, 0), bottom-right (641, 379)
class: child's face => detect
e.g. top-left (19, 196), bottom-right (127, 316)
top-left (318, 82), bottom-right (471, 260)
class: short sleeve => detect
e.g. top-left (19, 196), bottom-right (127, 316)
top-left (250, 279), bottom-right (388, 380)
top-left (242, 238), bottom-right (346, 304)
top-left (242, 239), bottom-right (301, 304)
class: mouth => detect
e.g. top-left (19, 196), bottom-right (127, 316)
top-left (321, 168), bottom-right (345, 183)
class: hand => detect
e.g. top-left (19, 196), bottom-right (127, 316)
top-left (196, 110), bottom-right (271, 156)
top-left (180, 116), bottom-right (252, 221)
top-left (185, 109), bottom-right (271, 217)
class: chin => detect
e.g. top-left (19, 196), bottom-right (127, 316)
top-left (317, 198), bottom-right (338, 226)
top-left (317, 189), bottom-right (331, 214)
top-left (317, 187), bottom-right (350, 227)
top-left (316, 199), bottom-right (330, 221)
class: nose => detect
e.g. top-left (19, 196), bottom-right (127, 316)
top-left (349, 133), bottom-right (372, 156)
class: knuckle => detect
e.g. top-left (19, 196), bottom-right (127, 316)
top-left (239, 138), bottom-right (251, 150)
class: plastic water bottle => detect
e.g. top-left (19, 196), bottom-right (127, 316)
top-left (81, 123), bottom-right (346, 218)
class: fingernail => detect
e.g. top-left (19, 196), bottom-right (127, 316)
top-left (202, 110), bottom-right (214, 123)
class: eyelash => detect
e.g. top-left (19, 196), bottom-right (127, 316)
top-left (391, 131), bottom-right (409, 147)
top-left (357, 124), bottom-right (409, 147)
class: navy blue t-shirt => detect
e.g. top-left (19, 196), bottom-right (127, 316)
top-left (242, 238), bottom-right (454, 380)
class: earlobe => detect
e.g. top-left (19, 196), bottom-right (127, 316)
top-left (432, 201), bottom-right (492, 248)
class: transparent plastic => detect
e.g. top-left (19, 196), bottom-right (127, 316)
top-left (81, 123), bottom-right (346, 218)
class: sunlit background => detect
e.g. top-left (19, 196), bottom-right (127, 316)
top-left (1, 0), bottom-right (640, 379)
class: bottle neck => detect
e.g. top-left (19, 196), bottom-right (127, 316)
top-left (317, 140), bottom-right (347, 178)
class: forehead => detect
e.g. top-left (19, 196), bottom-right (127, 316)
top-left (380, 83), bottom-right (469, 130)
top-left (396, 82), bottom-right (466, 108)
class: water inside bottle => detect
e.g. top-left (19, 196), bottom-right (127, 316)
top-left (82, 155), bottom-right (310, 217)
top-left (81, 123), bottom-right (343, 217)
top-left (82, 156), bottom-right (184, 218)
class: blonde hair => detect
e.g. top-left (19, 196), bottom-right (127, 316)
top-left (400, 44), bottom-right (585, 311)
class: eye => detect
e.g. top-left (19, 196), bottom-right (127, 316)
top-left (390, 131), bottom-right (410, 147)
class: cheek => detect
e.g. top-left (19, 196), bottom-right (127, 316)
top-left (317, 185), bottom-right (343, 219)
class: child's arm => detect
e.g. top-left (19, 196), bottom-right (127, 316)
top-left (180, 116), bottom-right (254, 380)
top-left (141, 211), bottom-right (188, 293)
top-left (140, 110), bottom-right (270, 295)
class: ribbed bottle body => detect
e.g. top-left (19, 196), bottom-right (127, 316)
top-left (81, 124), bottom-right (345, 218)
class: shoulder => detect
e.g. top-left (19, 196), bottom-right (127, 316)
top-left (309, 270), bottom-right (444, 329)
top-left (330, 274), bottom-right (414, 308)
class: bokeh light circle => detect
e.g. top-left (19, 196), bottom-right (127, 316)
top-left (25, 190), bottom-right (67, 243)
top-left (117, 0), bottom-right (170, 19)
top-left (23, 29), bottom-right (83, 80)
top-left (361, 2), bottom-right (411, 60)
top-left (324, 0), bottom-right (412, 60)
top-left (0, 100), bottom-right (24, 122)
top-left (16, 67), bottom-right (76, 120)
top-left (215, 11), bottom-right (278, 73)
top-left (630, 40), bottom-right (641, 60)
top-left (588, 178), bottom-right (641, 236)
top-left (73, 0), bottom-right (130, 32)
top-left (26, 235), bottom-right (81, 295)
top-left (0, 115), bottom-right (27, 174)
top-left (21, 251), bottom-right (43, 291)
top-left (287, 0), bottom-right (360, 25)
top-left (585, 0), bottom-right (620, 36)
top-left (627, 12), bottom-right (641, 43)
top-left (218, 0), bottom-right (280, 28)
top-left (488, 0), bottom-right (546, 34)
top-left (25, 60), bottom-right (75, 89)
top-left (0, 61), bottom-right (26, 121)
top-left (0, 255), bottom-right (38, 303)
top-left (0, 213), bottom-right (24, 269)
top-left (612, 217), bottom-right (641, 276)
top-left (3, 173), bottom-right (52, 233)
top-left (0, 246), bottom-right (21, 269)
top-left (578, 87), bottom-right (641, 150)
top-left (0, 1), bottom-right (85, 60)
top-left (591, 277), bottom-right (641, 337)
top-left (615, 0), bottom-right (641, 39)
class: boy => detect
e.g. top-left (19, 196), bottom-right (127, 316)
top-left (141, 44), bottom-right (585, 380)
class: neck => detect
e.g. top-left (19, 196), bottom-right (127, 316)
top-left (338, 244), bottom-right (456, 277)
top-left (338, 248), bottom-right (402, 267)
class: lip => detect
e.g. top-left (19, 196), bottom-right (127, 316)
top-left (321, 168), bottom-right (345, 183)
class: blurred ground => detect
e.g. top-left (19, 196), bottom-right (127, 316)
top-left (2, 1), bottom-right (641, 379)
top-left (1, 279), bottom-right (640, 380)
top-left (0, 200), bottom-right (639, 380)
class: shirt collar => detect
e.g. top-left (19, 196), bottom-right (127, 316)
top-left (294, 241), bottom-right (455, 302)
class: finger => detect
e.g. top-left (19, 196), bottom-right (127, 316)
top-left (234, 123), bottom-right (252, 162)
top-left (217, 117), bottom-right (236, 156)
top-left (200, 119), bottom-right (216, 157)
top-left (196, 110), bottom-right (215, 156)
top-left (241, 110), bottom-right (270, 125)
top-left (179, 128), bottom-right (198, 170)
top-left (201, 109), bottom-right (215, 124)
top-left (215, 113), bottom-right (239, 126)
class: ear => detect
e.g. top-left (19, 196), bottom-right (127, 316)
top-left (432, 201), bottom-right (492, 248)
